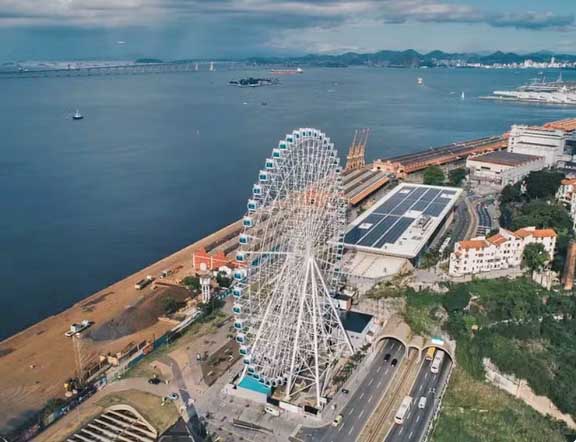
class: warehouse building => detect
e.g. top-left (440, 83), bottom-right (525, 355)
top-left (508, 125), bottom-right (569, 167)
top-left (344, 183), bottom-right (462, 264)
top-left (466, 150), bottom-right (546, 189)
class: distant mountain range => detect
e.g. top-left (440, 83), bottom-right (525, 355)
top-left (244, 50), bottom-right (576, 68)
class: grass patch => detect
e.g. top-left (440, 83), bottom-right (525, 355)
top-left (97, 390), bottom-right (179, 434)
top-left (403, 290), bottom-right (444, 336)
top-left (431, 367), bottom-right (572, 442)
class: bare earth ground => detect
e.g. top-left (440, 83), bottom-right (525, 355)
top-left (0, 221), bottom-right (240, 432)
top-left (36, 301), bottom-right (237, 442)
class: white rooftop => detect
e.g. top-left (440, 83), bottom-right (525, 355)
top-left (344, 183), bottom-right (462, 259)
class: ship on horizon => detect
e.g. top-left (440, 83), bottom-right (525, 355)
top-left (271, 67), bottom-right (303, 75)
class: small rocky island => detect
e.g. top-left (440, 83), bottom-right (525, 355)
top-left (229, 77), bottom-right (279, 87)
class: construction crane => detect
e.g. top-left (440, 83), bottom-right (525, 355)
top-left (345, 128), bottom-right (369, 173)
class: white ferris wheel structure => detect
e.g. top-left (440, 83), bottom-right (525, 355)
top-left (232, 128), bottom-right (353, 408)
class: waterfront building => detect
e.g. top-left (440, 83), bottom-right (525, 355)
top-left (344, 183), bottom-right (462, 263)
top-left (192, 247), bottom-right (237, 272)
top-left (466, 150), bottom-right (545, 189)
top-left (508, 125), bottom-right (568, 167)
top-left (449, 227), bottom-right (556, 277)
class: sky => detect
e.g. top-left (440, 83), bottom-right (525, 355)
top-left (0, 0), bottom-right (575, 61)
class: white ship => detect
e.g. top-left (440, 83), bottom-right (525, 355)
top-left (482, 77), bottom-right (576, 105)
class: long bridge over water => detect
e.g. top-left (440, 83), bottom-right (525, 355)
top-left (0, 62), bottom-right (233, 79)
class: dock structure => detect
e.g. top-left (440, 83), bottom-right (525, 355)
top-left (372, 135), bottom-right (508, 177)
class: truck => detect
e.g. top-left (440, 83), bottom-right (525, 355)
top-left (64, 320), bottom-right (93, 337)
top-left (431, 349), bottom-right (445, 374)
top-left (394, 396), bottom-right (412, 425)
top-left (264, 404), bottom-right (280, 416)
top-left (135, 275), bottom-right (155, 290)
top-left (425, 347), bottom-right (436, 361)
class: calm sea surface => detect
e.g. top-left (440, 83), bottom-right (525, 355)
top-left (1, 67), bottom-right (575, 340)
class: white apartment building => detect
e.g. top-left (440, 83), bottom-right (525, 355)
top-left (466, 150), bottom-right (545, 189)
top-left (556, 178), bottom-right (576, 230)
top-left (508, 125), bottom-right (568, 167)
top-left (449, 227), bottom-right (556, 277)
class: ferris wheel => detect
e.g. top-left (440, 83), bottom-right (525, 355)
top-left (232, 128), bottom-right (353, 407)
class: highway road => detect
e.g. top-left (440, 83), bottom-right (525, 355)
top-left (297, 339), bottom-right (405, 442)
top-left (386, 354), bottom-right (452, 442)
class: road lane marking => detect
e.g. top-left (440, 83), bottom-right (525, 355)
top-left (399, 426), bottom-right (404, 435)
top-left (368, 377), bottom-right (374, 386)
top-left (359, 409), bottom-right (365, 419)
top-left (349, 407), bottom-right (355, 414)
top-left (416, 414), bottom-right (421, 422)
top-left (377, 365), bottom-right (382, 373)
top-left (348, 425), bottom-right (355, 436)
top-left (359, 392), bottom-right (365, 400)
top-left (409, 430), bottom-right (414, 439)
top-left (378, 378), bottom-right (383, 387)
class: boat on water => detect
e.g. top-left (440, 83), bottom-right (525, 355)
top-left (417, 77), bottom-right (423, 85)
top-left (461, 91), bottom-right (465, 100)
top-left (482, 76), bottom-right (576, 105)
top-left (271, 67), bottom-right (303, 75)
top-left (72, 110), bottom-right (84, 120)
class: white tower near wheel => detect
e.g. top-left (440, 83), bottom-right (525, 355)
top-left (199, 272), bottom-right (212, 304)
top-left (232, 128), bottom-right (353, 408)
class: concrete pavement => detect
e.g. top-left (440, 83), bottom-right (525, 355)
top-left (297, 339), bottom-right (405, 442)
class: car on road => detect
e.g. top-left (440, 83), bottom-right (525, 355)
top-left (341, 388), bottom-right (349, 394)
top-left (148, 376), bottom-right (162, 385)
top-left (332, 414), bottom-right (343, 427)
top-left (384, 353), bottom-right (391, 362)
top-left (391, 358), bottom-right (398, 366)
top-left (418, 397), bottom-right (427, 409)
top-left (167, 392), bottom-right (179, 401)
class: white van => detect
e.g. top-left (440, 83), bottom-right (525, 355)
top-left (418, 396), bottom-right (427, 409)
top-left (264, 404), bottom-right (280, 416)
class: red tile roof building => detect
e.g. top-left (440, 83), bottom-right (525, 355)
top-left (449, 227), bottom-right (556, 277)
top-left (192, 248), bottom-right (237, 272)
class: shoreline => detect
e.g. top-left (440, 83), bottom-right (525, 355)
top-left (0, 219), bottom-right (241, 347)
top-left (0, 219), bottom-right (241, 432)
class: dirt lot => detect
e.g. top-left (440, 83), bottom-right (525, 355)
top-left (0, 220), bottom-right (240, 433)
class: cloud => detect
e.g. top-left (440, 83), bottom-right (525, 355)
top-left (0, 0), bottom-right (573, 31)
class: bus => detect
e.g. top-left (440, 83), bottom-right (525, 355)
top-left (424, 347), bottom-right (436, 361)
top-left (394, 396), bottom-right (413, 425)
top-left (431, 349), bottom-right (445, 374)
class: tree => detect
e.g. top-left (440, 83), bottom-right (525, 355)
top-left (443, 286), bottom-right (471, 313)
top-left (423, 165), bottom-right (445, 185)
top-left (181, 276), bottom-right (201, 290)
top-left (522, 243), bottom-right (550, 273)
top-left (511, 200), bottom-right (571, 232)
top-left (43, 398), bottom-right (66, 418)
top-left (162, 297), bottom-right (185, 314)
top-left (216, 272), bottom-right (232, 288)
top-left (448, 168), bottom-right (466, 186)
top-left (524, 170), bottom-right (565, 200)
top-left (500, 183), bottom-right (523, 204)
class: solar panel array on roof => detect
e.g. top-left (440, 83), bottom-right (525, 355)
top-left (344, 185), bottom-right (457, 250)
